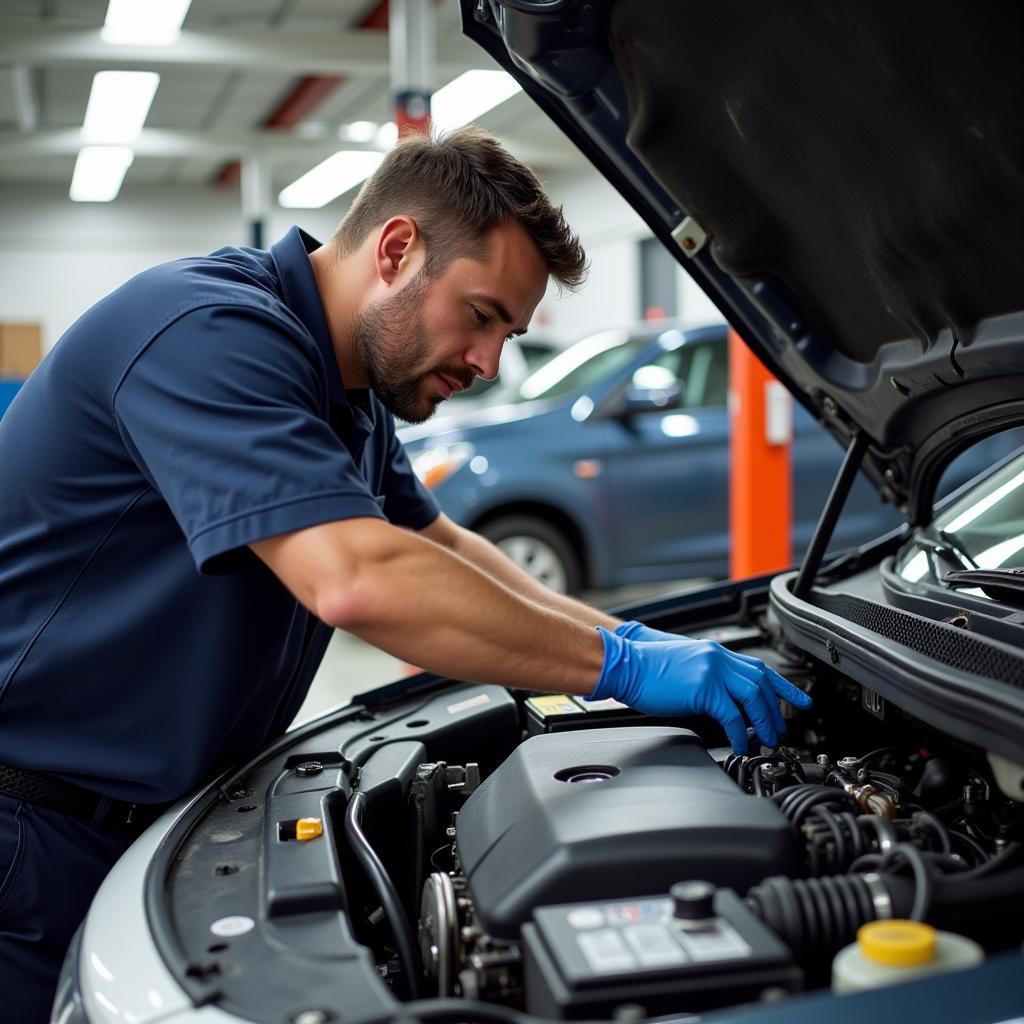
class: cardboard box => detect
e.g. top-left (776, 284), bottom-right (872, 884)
top-left (0, 323), bottom-right (43, 379)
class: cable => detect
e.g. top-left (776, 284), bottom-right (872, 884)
top-left (847, 747), bottom-right (899, 767)
top-left (345, 791), bottom-right (421, 999)
top-left (947, 827), bottom-right (989, 865)
top-left (881, 843), bottom-right (933, 921)
top-left (952, 841), bottom-right (1022, 880)
top-left (910, 809), bottom-right (953, 856)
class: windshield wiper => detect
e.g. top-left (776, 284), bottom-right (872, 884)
top-left (943, 567), bottom-right (1024, 607)
top-left (936, 529), bottom-right (979, 568)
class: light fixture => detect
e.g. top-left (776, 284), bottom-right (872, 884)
top-left (101, 0), bottom-right (193, 45)
top-left (339, 120), bottom-right (380, 143)
top-left (431, 70), bottom-right (522, 133)
top-left (375, 122), bottom-right (398, 147)
top-left (278, 150), bottom-right (387, 209)
top-left (82, 71), bottom-right (160, 144)
top-left (69, 146), bottom-right (134, 202)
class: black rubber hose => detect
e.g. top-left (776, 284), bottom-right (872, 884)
top-left (748, 864), bottom-right (1024, 969)
top-left (345, 791), bottom-right (422, 999)
top-left (885, 863), bottom-right (1024, 942)
top-left (747, 873), bottom-right (879, 967)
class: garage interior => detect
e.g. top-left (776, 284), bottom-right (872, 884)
top-left (0, 0), bottom-right (726, 720)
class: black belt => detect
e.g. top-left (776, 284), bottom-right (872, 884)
top-left (0, 762), bottom-right (169, 830)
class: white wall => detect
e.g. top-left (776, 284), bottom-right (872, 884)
top-left (534, 167), bottom-right (722, 345)
top-left (533, 168), bottom-right (645, 342)
top-left (0, 165), bottom-right (723, 355)
top-left (0, 184), bottom-right (344, 353)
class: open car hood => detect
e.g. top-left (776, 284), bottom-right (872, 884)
top-left (461, 1), bottom-right (1024, 526)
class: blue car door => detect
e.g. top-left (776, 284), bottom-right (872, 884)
top-left (603, 333), bottom-right (733, 581)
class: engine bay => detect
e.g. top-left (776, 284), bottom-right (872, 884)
top-left (157, 578), bottom-right (1024, 1024)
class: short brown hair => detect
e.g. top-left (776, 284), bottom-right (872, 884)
top-left (333, 126), bottom-right (588, 291)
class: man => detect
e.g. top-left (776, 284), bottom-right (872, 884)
top-left (0, 127), bottom-right (810, 1020)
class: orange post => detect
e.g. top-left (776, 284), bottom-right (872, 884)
top-left (728, 328), bottom-right (792, 578)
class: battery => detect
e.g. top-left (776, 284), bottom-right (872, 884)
top-left (522, 888), bottom-right (801, 1019)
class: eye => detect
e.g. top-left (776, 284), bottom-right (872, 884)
top-left (471, 306), bottom-right (489, 326)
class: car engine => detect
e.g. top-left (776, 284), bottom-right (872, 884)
top-left (400, 711), bottom-right (1023, 1019)
top-left (156, 595), bottom-right (1024, 1024)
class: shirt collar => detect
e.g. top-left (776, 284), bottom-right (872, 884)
top-left (269, 225), bottom-right (346, 404)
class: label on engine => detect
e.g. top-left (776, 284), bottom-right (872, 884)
top-left (572, 695), bottom-right (629, 712)
top-left (675, 921), bottom-right (751, 961)
top-left (623, 924), bottom-right (689, 967)
top-left (527, 694), bottom-right (584, 717)
top-left (447, 693), bottom-right (492, 715)
top-left (577, 929), bottom-right (637, 973)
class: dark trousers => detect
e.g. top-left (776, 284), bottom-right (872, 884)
top-left (0, 793), bottom-right (137, 1024)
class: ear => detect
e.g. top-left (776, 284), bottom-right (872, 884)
top-left (373, 215), bottom-right (421, 284)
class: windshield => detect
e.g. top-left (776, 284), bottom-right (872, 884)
top-left (897, 448), bottom-right (1024, 587)
top-left (482, 329), bottom-right (649, 406)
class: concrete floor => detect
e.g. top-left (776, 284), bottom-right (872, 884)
top-left (290, 577), bottom-right (710, 726)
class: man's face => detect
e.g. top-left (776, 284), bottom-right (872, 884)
top-left (352, 221), bottom-right (549, 423)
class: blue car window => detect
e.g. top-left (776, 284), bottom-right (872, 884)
top-left (521, 338), bottom-right (646, 401)
top-left (645, 340), bottom-right (729, 409)
top-left (692, 342), bottom-right (729, 407)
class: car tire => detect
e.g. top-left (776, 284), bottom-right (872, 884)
top-left (479, 515), bottom-right (583, 595)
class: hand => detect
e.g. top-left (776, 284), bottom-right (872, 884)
top-left (615, 619), bottom-right (685, 645)
top-left (592, 627), bottom-right (812, 754)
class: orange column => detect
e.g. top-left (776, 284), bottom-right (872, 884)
top-left (728, 328), bottom-right (792, 578)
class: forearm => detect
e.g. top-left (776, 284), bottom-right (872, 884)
top-left (448, 526), bottom-right (623, 631)
top-left (258, 519), bottom-right (605, 695)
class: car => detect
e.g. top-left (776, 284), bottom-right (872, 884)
top-left (400, 321), bottom-right (1019, 594)
top-left (434, 334), bottom-right (562, 410)
top-left (55, 4), bottom-right (1024, 1024)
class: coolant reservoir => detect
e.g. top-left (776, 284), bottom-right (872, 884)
top-left (832, 920), bottom-right (983, 993)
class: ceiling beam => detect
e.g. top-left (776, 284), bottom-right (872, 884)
top-left (0, 21), bottom-right (488, 78)
top-left (0, 128), bottom-right (581, 172)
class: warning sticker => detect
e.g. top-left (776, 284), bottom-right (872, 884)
top-left (573, 695), bottom-right (628, 712)
top-left (527, 694), bottom-right (584, 717)
top-left (446, 693), bottom-right (491, 715)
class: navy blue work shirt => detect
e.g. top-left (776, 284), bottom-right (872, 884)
top-left (0, 227), bottom-right (439, 803)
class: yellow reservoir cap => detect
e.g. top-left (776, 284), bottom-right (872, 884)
top-left (295, 817), bottom-right (323, 841)
top-left (858, 920), bottom-right (936, 966)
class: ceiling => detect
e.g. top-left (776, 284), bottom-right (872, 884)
top-left (0, 0), bottom-right (582, 195)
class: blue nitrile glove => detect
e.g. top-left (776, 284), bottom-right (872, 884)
top-left (615, 620), bottom-right (680, 644)
top-left (593, 626), bottom-right (812, 754)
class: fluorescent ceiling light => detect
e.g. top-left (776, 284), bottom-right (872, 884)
top-left (431, 70), bottom-right (522, 133)
top-left (376, 122), bottom-right (398, 148)
top-left (279, 150), bottom-right (387, 209)
top-left (70, 146), bottom-right (134, 202)
top-left (102, 0), bottom-right (192, 45)
top-left (82, 71), bottom-right (160, 144)
top-left (339, 120), bottom-right (379, 143)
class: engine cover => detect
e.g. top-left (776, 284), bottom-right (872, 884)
top-left (455, 726), bottom-right (796, 938)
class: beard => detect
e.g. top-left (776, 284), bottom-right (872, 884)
top-left (350, 271), bottom-right (475, 424)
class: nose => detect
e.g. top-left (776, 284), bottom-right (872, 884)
top-left (464, 336), bottom-right (503, 382)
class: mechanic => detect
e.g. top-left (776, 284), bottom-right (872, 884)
top-left (0, 126), bottom-right (811, 1020)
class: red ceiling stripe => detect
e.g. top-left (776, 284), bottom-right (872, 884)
top-left (215, 0), bottom-right (390, 187)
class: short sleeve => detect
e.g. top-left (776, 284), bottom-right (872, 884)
top-left (378, 416), bottom-right (441, 531)
top-left (113, 303), bottom-right (386, 573)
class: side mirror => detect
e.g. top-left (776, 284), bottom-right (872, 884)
top-left (620, 365), bottom-right (682, 414)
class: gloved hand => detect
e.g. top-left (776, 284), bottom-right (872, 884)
top-left (615, 620), bottom-right (686, 645)
top-left (592, 626), bottom-right (812, 754)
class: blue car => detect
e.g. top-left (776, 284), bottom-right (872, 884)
top-left (400, 322), bottom-right (1013, 593)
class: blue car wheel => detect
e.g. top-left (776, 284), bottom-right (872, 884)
top-left (480, 515), bottom-right (583, 595)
